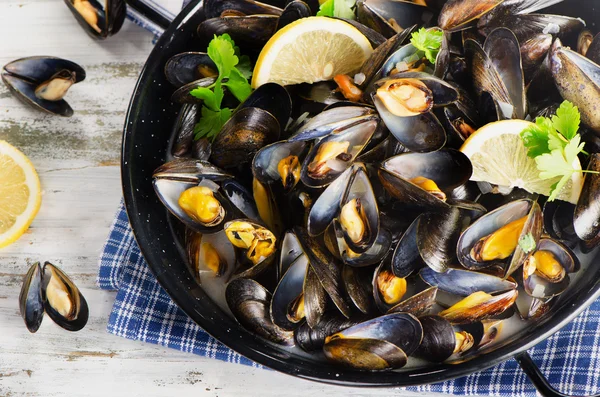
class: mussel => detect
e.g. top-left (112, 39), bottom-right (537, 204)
top-left (439, 289), bottom-right (518, 324)
top-left (414, 315), bottom-right (476, 362)
top-left (20, 262), bottom-right (89, 333)
top-left (64, 0), bottom-right (126, 39)
top-left (322, 313), bottom-right (423, 370)
top-left (224, 219), bottom-right (278, 278)
top-left (2, 57), bottom-right (86, 117)
top-left (357, 0), bottom-right (435, 38)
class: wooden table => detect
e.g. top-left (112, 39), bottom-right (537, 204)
top-left (0, 1), bottom-right (439, 395)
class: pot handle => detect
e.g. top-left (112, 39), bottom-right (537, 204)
top-left (516, 351), bottom-right (600, 397)
top-left (125, 0), bottom-right (174, 30)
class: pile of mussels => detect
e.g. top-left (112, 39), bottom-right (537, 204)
top-left (151, 0), bottom-right (600, 370)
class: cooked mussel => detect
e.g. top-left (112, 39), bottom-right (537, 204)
top-left (226, 278), bottom-right (294, 345)
top-left (19, 262), bottom-right (44, 333)
top-left (323, 313), bottom-right (423, 370)
top-left (2, 57), bottom-right (86, 117)
top-left (225, 219), bottom-right (278, 278)
top-left (457, 200), bottom-right (542, 277)
top-left (378, 149), bottom-right (473, 210)
top-left (41, 262), bottom-right (89, 331)
top-left (152, 160), bottom-right (238, 233)
top-left (164, 52), bottom-right (218, 88)
top-left (252, 140), bottom-right (308, 192)
top-left (271, 231), bottom-right (326, 329)
top-left (373, 73), bottom-right (458, 152)
top-left (373, 258), bottom-right (407, 311)
top-left (290, 105), bottom-right (378, 142)
top-left (64, 0), bottom-right (126, 39)
top-left (439, 289), bottom-right (518, 324)
top-left (522, 238), bottom-right (579, 299)
top-left (414, 315), bottom-right (476, 362)
top-left (198, 15), bottom-right (280, 50)
top-left (332, 221), bottom-right (391, 266)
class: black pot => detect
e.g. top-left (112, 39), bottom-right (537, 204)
top-left (122, 1), bottom-right (600, 394)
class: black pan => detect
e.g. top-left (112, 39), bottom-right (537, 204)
top-left (122, 1), bottom-right (600, 394)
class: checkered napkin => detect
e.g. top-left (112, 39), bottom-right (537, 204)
top-left (98, 201), bottom-right (600, 396)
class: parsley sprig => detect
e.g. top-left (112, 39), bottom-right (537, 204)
top-left (190, 34), bottom-right (253, 141)
top-left (316, 0), bottom-right (356, 20)
top-left (410, 27), bottom-right (443, 64)
top-left (520, 100), bottom-right (598, 201)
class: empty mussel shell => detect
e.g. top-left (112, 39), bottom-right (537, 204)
top-left (19, 262), bottom-right (45, 333)
top-left (343, 265), bottom-right (376, 314)
top-left (439, 289), bottom-right (518, 324)
top-left (387, 286), bottom-right (438, 316)
top-left (357, 0), bottom-right (435, 38)
top-left (420, 267), bottom-right (517, 296)
top-left (41, 262), bottom-right (89, 332)
top-left (2, 56), bottom-right (86, 117)
top-left (226, 278), bottom-right (294, 345)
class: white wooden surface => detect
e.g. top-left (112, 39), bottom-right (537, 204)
top-left (0, 1), bottom-right (442, 396)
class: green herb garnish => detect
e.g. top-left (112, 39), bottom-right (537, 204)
top-left (316, 0), bottom-right (356, 20)
top-left (520, 100), bottom-right (597, 201)
top-left (518, 232), bottom-right (536, 253)
top-left (410, 27), bottom-right (444, 64)
top-left (190, 34), bottom-right (253, 141)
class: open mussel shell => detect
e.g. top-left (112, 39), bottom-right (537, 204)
top-left (574, 154), bottom-right (600, 241)
top-left (357, 0), bottom-right (435, 38)
top-left (543, 200), bottom-right (576, 243)
top-left (378, 149), bottom-right (473, 211)
top-left (420, 267), bottom-right (516, 296)
top-left (221, 179), bottom-right (260, 221)
top-left (387, 286), bottom-right (438, 316)
top-left (373, 255), bottom-right (407, 312)
top-left (343, 265), bottom-right (376, 314)
top-left (252, 140), bottom-right (307, 191)
top-left (290, 106), bottom-right (378, 142)
top-left (19, 262), bottom-right (45, 333)
top-left (224, 219), bottom-right (278, 279)
top-left (515, 273), bottom-right (552, 320)
top-left (153, 159), bottom-right (233, 182)
top-left (414, 315), bottom-right (469, 363)
top-left (323, 313), bottom-right (423, 370)
top-left (226, 278), bottom-right (294, 345)
top-left (270, 250), bottom-right (326, 330)
top-left (171, 77), bottom-right (218, 104)
top-left (171, 104), bottom-right (200, 157)
top-left (203, 0), bottom-right (283, 19)
top-left (64, 0), bottom-right (126, 39)
top-left (2, 56), bottom-right (86, 117)
top-left (438, 289), bottom-right (518, 324)
top-left (197, 15), bottom-right (279, 51)
top-left (295, 314), bottom-right (365, 351)
top-left (300, 120), bottom-right (378, 188)
top-left (211, 107), bottom-right (281, 169)
top-left (457, 199), bottom-right (542, 277)
top-left (550, 46), bottom-right (600, 131)
top-left (523, 238), bottom-right (579, 299)
top-left (152, 166), bottom-right (236, 234)
top-left (465, 28), bottom-right (526, 120)
top-left (334, 222), bottom-right (391, 266)
top-left (164, 52), bottom-right (217, 88)
top-left (253, 178), bottom-right (284, 236)
top-left (295, 226), bottom-right (353, 318)
top-left (41, 262), bottom-right (89, 332)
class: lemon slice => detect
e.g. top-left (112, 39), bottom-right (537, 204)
top-left (0, 141), bottom-right (42, 248)
top-left (460, 120), bottom-right (583, 204)
top-left (252, 16), bottom-right (373, 88)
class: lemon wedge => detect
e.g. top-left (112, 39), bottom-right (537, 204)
top-left (0, 141), bottom-right (42, 248)
top-left (252, 16), bottom-right (373, 88)
top-left (460, 120), bottom-right (583, 204)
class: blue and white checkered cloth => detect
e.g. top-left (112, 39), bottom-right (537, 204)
top-left (98, 201), bottom-right (600, 396)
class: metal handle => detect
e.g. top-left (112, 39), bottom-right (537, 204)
top-left (516, 351), bottom-right (600, 397)
top-left (125, 0), bottom-right (174, 30)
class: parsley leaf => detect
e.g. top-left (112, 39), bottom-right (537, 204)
top-left (552, 100), bottom-right (580, 140)
top-left (316, 0), bottom-right (356, 20)
top-left (191, 34), bottom-right (253, 141)
top-left (535, 136), bottom-right (586, 201)
top-left (518, 233), bottom-right (536, 253)
top-left (223, 69), bottom-right (252, 103)
top-left (190, 87), bottom-right (219, 111)
top-left (520, 118), bottom-right (552, 158)
top-left (410, 27), bottom-right (443, 64)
